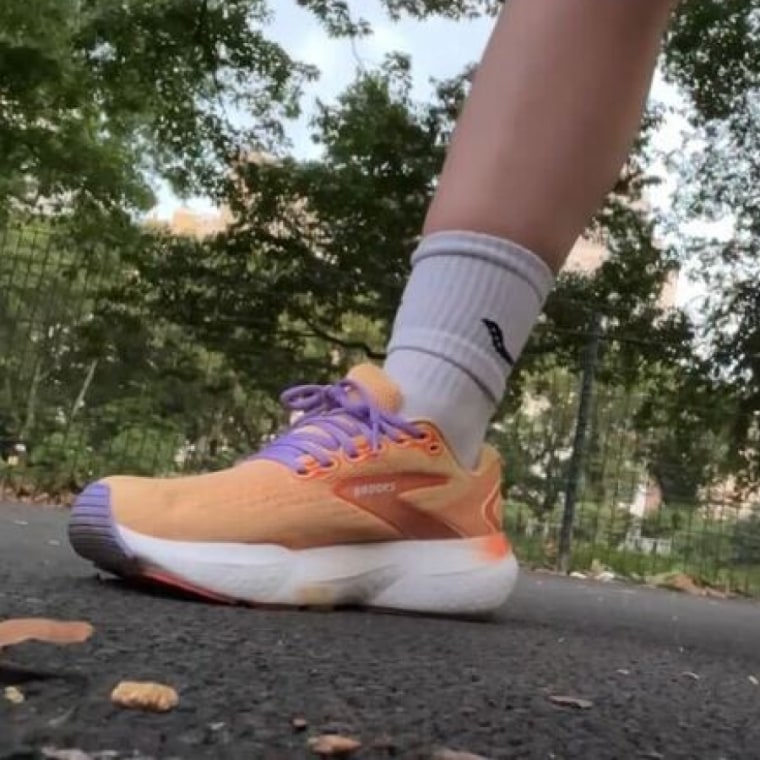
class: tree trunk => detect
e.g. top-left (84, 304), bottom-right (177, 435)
top-left (70, 359), bottom-right (98, 421)
top-left (20, 359), bottom-right (43, 440)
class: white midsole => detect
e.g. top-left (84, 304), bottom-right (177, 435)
top-left (117, 526), bottom-right (519, 615)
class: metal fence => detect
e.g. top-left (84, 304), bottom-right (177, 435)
top-left (1, 221), bottom-right (757, 596)
top-left (502, 352), bottom-right (759, 597)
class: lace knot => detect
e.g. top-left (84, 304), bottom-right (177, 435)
top-left (253, 379), bottom-right (422, 472)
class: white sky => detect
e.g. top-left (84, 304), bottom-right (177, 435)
top-left (156, 2), bottom-right (730, 310)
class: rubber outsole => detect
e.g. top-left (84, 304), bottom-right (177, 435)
top-left (69, 483), bottom-right (518, 616)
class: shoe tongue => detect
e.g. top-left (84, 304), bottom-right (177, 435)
top-left (346, 364), bottom-right (402, 414)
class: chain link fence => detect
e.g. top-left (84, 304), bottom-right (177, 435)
top-left (2, 220), bottom-right (758, 595)
top-left (501, 345), bottom-right (759, 597)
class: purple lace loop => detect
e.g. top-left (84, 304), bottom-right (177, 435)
top-left (253, 379), bottom-right (423, 473)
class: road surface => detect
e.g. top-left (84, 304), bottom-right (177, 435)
top-left (1, 502), bottom-right (760, 759)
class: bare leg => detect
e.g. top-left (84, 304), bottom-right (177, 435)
top-left (424, 0), bottom-right (678, 272)
top-left (385, 0), bottom-right (678, 468)
top-left (66, 1), bottom-right (684, 618)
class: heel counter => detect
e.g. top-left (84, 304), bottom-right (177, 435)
top-left (479, 447), bottom-right (505, 532)
top-left (482, 477), bottom-right (504, 533)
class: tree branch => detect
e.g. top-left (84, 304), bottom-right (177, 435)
top-left (301, 319), bottom-right (386, 361)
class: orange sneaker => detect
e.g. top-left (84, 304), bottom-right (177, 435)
top-left (68, 365), bottom-right (518, 615)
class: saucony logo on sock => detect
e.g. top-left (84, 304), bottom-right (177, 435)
top-left (482, 318), bottom-right (515, 366)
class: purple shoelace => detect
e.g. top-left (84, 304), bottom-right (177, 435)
top-left (253, 379), bottom-right (423, 474)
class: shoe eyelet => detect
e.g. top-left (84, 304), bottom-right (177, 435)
top-left (345, 451), bottom-right (362, 462)
top-left (368, 442), bottom-right (386, 458)
top-left (321, 459), bottom-right (338, 472)
top-left (415, 431), bottom-right (432, 444)
top-left (394, 436), bottom-right (411, 448)
top-left (427, 442), bottom-right (443, 455)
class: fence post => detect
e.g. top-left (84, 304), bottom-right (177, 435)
top-left (557, 312), bottom-right (603, 574)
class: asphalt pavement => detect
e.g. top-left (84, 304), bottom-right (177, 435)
top-left (2, 501), bottom-right (760, 760)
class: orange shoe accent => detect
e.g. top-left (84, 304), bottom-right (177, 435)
top-left (97, 421), bottom-right (504, 549)
top-left (481, 482), bottom-right (503, 532)
top-left (69, 364), bottom-right (519, 615)
top-left (334, 473), bottom-right (456, 539)
top-left (481, 532), bottom-right (510, 561)
top-left (141, 569), bottom-right (235, 604)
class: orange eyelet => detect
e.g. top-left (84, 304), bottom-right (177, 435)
top-left (407, 431), bottom-right (432, 451)
top-left (295, 457), bottom-right (320, 478)
top-left (427, 442), bottom-right (443, 455)
top-left (321, 459), bottom-right (339, 472)
top-left (367, 441), bottom-right (386, 458)
top-left (394, 436), bottom-right (412, 448)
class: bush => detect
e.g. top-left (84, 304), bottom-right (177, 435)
top-left (25, 427), bottom-right (104, 495)
top-left (104, 425), bottom-right (184, 476)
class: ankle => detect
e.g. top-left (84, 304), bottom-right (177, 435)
top-left (385, 351), bottom-right (491, 469)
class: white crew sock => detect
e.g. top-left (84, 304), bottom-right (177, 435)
top-left (384, 230), bottom-right (554, 468)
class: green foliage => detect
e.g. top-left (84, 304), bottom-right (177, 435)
top-left (301, 0), bottom-right (499, 27)
top-left (0, 0), bottom-right (314, 218)
top-left (665, 0), bottom-right (760, 124)
top-left (640, 507), bottom-right (688, 539)
top-left (1, 0), bottom-right (759, 590)
top-left (730, 511), bottom-right (760, 566)
top-left (26, 427), bottom-right (101, 495)
top-left (491, 362), bottom-right (578, 520)
top-left (662, 1), bottom-right (760, 484)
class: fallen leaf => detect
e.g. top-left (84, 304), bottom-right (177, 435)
top-left (292, 716), bottom-right (309, 731)
top-left (44, 750), bottom-right (125, 760)
top-left (41, 749), bottom-right (93, 760)
top-left (617, 669), bottom-right (631, 676)
top-left (4, 685), bottom-right (24, 704)
top-left (307, 734), bottom-right (362, 756)
top-left (681, 671), bottom-right (700, 681)
top-left (432, 749), bottom-right (493, 760)
top-left (110, 681), bottom-right (178, 713)
top-left (0, 619), bottom-right (93, 649)
top-left (749, 675), bottom-right (759, 686)
top-left (646, 572), bottom-right (703, 596)
top-left (549, 695), bottom-right (594, 710)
